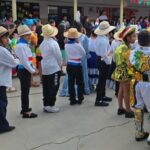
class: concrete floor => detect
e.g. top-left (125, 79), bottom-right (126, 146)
top-left (0, 77), bottom-right (150, 150)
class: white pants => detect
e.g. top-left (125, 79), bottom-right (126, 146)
top-left (135, 82), bottom-right (150, 112)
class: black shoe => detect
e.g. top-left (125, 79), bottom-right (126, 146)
top-left (103, 96), bottom-right (112, 102)
top-left (95, 101), bottom-right (109, 107)
top-left (70, 100), bottom-right (78, 106)
top-left (20, 108), bottom-right (32, 114)
top-left (117, 108), bottom-right (126, 115)
top-left (136, 132), bottom-right (149, 142)
top-left (78, 100), bottom-right (83, 105)
top-left (22, 113), bottom-right (38, 119)
top-left (125, 111), bottom-right (135, 118)
top-left (0, 126), bottom-right (15, 134)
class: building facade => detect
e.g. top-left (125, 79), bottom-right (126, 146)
top-left (1, 0), bottom-right (150, 22)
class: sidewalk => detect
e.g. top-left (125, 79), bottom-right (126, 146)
top-left (0, 78), bottom-right (149, 150)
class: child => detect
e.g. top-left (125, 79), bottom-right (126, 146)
top-left (112, 27), bottom-right (136, 118)
top-left (16, 25), bottom-right (38, 119)
top-left (0, 26), bottom-right (18, 133)
top-left (130, 30), bottom-right (150, 143)
top-left (64, 28), bottom-right (86, 105)
top-left (40, 24), bottom-right (62, 113)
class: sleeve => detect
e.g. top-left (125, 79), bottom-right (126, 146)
top-left (0, 49), bottom-right (18, 68)
top-left (130, 50), bottom-right (150, 72)
top-left (79, 43), bottom-right (86, 57)
top-left (82, 36), bottom-right (89, 54)
top-left (53, 42), bottom-right (63, 66)
top-left (16, 46), bottom-right (35, 74)
top-left (130, 50), bottom-right (143, 70)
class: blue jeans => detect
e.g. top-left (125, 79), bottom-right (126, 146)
top-left (0, 86), bottom-right (9, 131)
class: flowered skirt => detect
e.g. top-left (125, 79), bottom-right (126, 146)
top-left (111, 63), bottom-right (132, 82)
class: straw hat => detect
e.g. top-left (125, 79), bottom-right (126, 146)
top-left (0, 26), bottom-right (9, 38)
top-left (64, 28), bottom-right (82, 39)
top-left (94, 21), bottom-right (116, 36)
top-left (118, 27), bottom-right (136, 40)
top-left (42, 24), bottom-right (58, 38)
top-left (114, 27), bottom-right (125, 41)
top-left (17, 25), bottom-right (32, 36)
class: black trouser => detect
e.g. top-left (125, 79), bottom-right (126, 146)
top-left (108, 61), bottom-right (120, 96)
top-left (42, 71), bottom-right (61, 107)
top-left (17, 69), bottom-right (31, 113)
top-left (0, 86), bottom-right (9, 131)
top-left (67, 65), bottom-right (84, 102)
top-left (96, 57), bottom-right (109, 102)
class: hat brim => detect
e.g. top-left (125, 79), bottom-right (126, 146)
top-left (64, 31), bottom-right (82, 39)
top-left (0, 31), bottom-right (9, 38)
top-left (114, 31), bottom-right (123, 41)
top-left (41, 27), bottom-right (58, 38)
top-left (94, 26), bottom-right (116, 36)
top-left (19, 31), bottom-right (32, 37)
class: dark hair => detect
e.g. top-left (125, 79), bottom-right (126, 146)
top-left (91, 29), bottom-right (97, 37)
top-left (123, 30), bottom-right (135, 43)
top-left (49, 19), bottom-right (55, 25)
top-left (73, 21), bottom-right (83, 32)
top-left (138, 30), bottom-right (150, 47)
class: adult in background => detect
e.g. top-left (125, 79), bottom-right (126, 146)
top-left (40, 24), bottom-right (62, 113)
top-left (0, 26), bottom-right (18, 133)
top-left (94, 21), bottom-right (115, 107)
top-left (83, 16), bottom-right (92, 37)
top-left (99, 10), bottom-right (108, 22)
top-left (61, 16), bottom-right (70, 30)
top-left (49, 19), bottom-right (56, 27)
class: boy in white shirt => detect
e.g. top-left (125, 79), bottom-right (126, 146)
top-left (0, 26), bottom-right (18, 133)
top-left (64, 28), bottom-right (86, 105)
top-left (40, 24), bottom-right (62, 113)
top-left (16, 25), bottom-right (38, 118)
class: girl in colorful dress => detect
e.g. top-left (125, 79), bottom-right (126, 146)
top-left (112, 27), bottom-right (136, 118)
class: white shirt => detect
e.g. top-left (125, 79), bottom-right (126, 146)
top-left (111, 40), bottom-right (122, 61)
top-left (16, 42), bottom-right (35, 74)
top-left (99, 15), bottom-right (108, 21)
top-left (0, 46), bottom-right (18, 87)
top-left (65, 42), bottom-right (86, 65)
top-left (88, 38), bottom-right (97, 52)
top-left (40, 38), bottom-right (62, 75)
top-left (95, 35), bottom-right (111, 64)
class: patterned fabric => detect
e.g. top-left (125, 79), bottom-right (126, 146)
top-left (130, 47), bottom-right (150, 107)
top-left (112, 44), bottom-right (133, 82)
top-left (88, 51), bottom-right (99, 85)
top-left (30, 32), bottom-right (38, 67)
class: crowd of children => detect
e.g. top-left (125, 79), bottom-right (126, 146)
top-left (1, 17), bottom-right (150, 146)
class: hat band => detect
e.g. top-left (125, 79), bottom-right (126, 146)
top-left (0, 31), bottom-right (8, 37)
top-left (99, 26), bottom-right (109, 30)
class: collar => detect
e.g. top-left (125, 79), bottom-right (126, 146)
top-left (140, 46), bottom-right (150, 51)
top-left (17, 38), bottom-right (28, 44)
top-left (68, 39), bottom-right (76, 44)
